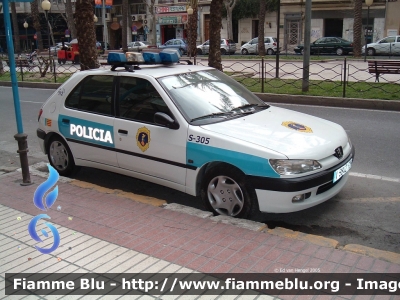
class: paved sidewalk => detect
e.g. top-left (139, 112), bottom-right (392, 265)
top-left (1, 170), bottom-right (399, 300)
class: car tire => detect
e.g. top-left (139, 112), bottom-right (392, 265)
top-left (200, 164), bottom-right (259, 218)
top-left (220, 48), bottom-right (226, 55)
top-left (241, 49), bottom-right (249, 55)
top-left (47, 136), bottom-right (76, 176)
top-left (267, 48), bottom-right (274, 55)
top-left (336, 48), bottom-right (344, 56)
top-left (197, 49), bottom-right (203, 55)
top-left (367, 48), bottom-right (376, 56)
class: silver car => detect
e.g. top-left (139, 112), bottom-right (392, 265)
top-left (123, 41), bottom-right (150, 52)
top-left (241, 37), bottom-right (278, 55)
top-left (196, 39), bottom-right (236, 55)
top-left (362, 36), bottom-right (400, 56)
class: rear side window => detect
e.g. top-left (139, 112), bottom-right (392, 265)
top-left (65, 75), bottom-right (114, 116)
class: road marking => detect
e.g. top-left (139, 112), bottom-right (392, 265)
top-left (350, 172), bottom-right (400, 183)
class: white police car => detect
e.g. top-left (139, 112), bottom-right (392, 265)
top-left (37, 51), bottom-right (354, 218)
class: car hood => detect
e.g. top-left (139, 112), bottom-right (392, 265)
top-left (200, 106), bottom-right (347, 160)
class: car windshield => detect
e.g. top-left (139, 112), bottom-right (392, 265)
top-left (158, 69), bottom-right (268, 123)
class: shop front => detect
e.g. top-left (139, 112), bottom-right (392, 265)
top-left (156, 5), bottom-right (189, 44)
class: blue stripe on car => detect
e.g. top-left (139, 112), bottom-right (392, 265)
top-left (186, 142), bottom-right (279, 178)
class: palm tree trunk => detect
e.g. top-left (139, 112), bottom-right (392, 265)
top-left (65, 0), bottom-right (76, 40)
top-left (208, 0), bottom-right (223, 71)
top-left (11, 3), bottom-right (21, 54)
top-left (353, 0), bottom-right (362, 57)
top-left (75, 0), bottom-right (99, 70)
top-left (188, 6), bottom-right (198, 57)
top-left (258, 0), bottom-right (266, 56)
top-left (31, 0), bottom-right (44, 51)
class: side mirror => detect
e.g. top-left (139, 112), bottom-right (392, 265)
top-left (154, 112), bottom-right (179, 130)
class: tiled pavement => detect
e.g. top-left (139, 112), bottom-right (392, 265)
top-left (0, 170), bottom-right (399, 300)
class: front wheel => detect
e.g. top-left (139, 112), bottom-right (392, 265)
top-left (47, 136), bottom-right (75, 176)
top-left (197, 49), bottom-right (203, 55)
top-left (200, 165), bottom-right (258, 218)
top-left (220, 48), bottom-right (227, 55)
top-left (367, 48), bottom-right (376, 56)
top-left (336, 48), bottom-right (344, 56)
top-left (241, 48), bottom-right (249, 55)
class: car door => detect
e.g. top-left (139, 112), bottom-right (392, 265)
top-left (202, 40), bottom-right (210, 54)
top-left (249, 38), bottom-right (258, 54)
top-left (312, 38), bottom-right (325, 54)
top-left (377, 37), bottom-right (395, 54)
top-left (113, 75), bottom-right (187, 186)
top-left (393, 36), bottom-right (400, 55)
top-left (59, 75), bottom-right (118, 167)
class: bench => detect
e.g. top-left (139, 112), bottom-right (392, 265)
top-left (368, 60), bottom-right (400, 82)
top-left (5, 58), bottom-right (31, 68)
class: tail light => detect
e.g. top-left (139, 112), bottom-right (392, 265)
top-left (38, 109), bottom-right (43, 122)
top-left (273, 43), bottom-right (277, 46)
top-left (225, 40), bottom-right (228, 45)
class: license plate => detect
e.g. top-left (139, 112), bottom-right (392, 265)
top-left (333, 159), bottom-right (352, 183)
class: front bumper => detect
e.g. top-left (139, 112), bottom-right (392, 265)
top-left (248, 146), bottom-right (355, 213)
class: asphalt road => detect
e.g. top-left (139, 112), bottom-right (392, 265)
top-left (0, 87), bottom-right (399, 253)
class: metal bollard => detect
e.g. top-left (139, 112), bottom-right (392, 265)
top-left (14, 133), bottom-right (33, 186)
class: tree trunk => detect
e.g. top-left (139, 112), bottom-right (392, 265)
top-left (75, 0), bottom-right (99, 70)
top-left (208, 0), bottom-right (223, 70)
top-left (11, 3), bottom-right (21, 54)
top-left (31, 0), bottom-right (44, 51)
top-left (224, 0), bottom-right (236, 41)
top-left (122, 0), bottom-right (129, 51)
top-left (65, 0), bottom-right (77, 40)
top-left (188, 6), bottom-right (198, 57)
top-left (353, 0), bottom-right (362, 57)
top-left (258, 0), bottom-right (266, 56)
top-left (147, 0), bottom-right (157, 45)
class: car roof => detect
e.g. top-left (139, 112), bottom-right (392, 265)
top-left (79, 64), bottom-right (214, 79)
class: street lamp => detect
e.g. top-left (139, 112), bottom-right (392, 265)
top-left (41, 0), bottom-right (51, 62)
top-left (187, 6), bottom-right (193, 59)
top-left (23, 21), bottom-right (28, 51)
top-left (364, 0), bottom-right (373, 62)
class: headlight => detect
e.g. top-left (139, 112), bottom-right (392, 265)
top-left (269, 159), bottom-right (322, 175)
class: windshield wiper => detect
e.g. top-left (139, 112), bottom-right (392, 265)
top-left (231, 103), bottom-right (269, 113)
top-left (190, 112), bottom-right (232, 122)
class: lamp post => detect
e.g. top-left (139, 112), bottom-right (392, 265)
top-left (41, 0), bottom-right (52, 63)
top-left (364, 0), bottom-right (373, 62)
top-left (23, 21), bottom-right (28, 51)
top-left (187, 6), bottom-right (193, 59)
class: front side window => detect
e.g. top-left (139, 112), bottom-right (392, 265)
top-left (65, 75), bottom-right (114, 116)
top-left (118, 77), bottom-right (172, 124)
top-left (159, 70), bottom-right (266, 123)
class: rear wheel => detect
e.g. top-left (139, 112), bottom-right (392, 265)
top-left (47, 136), bottom-right (75, 176)
top-left (267, 48), bottom-right (274, 55)
top-left (200, 164), bottom-right (259, 218)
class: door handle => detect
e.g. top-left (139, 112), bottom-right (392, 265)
top-left (61, 118), bottom-right (70, 124)
top-left (118, 129), bottom-right (128, 134)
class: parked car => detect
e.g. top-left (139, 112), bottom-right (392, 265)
top-left (158, 39), bottom-right (187, 55)
top-left (362, 36), bottom-right (400, 56)
top-left (196, 39), bottom-right (237, 55)
top-left (241, 37), bottom-right (278, 55)
top-left (37, 51), bottom-right (354, 219)
top-left (122, 41), bottom-right (151, 52)
top-left (294, 37), bottom-right (353, 56)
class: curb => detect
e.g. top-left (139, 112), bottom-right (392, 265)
top-left (9, 165), bottom-right (400, 264)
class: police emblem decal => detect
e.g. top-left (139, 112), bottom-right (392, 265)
top-left (282, 121), bottom-right (313, 133)
top-left (136, 127), bottom-right (151, 152)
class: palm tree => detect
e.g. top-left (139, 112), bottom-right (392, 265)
top-left (11, 3), bottom-right (21, 53)
top-left (223, 0), bottom-right (237, 40)
top-left (353, 0), bottom-right (363, 57)
top-left (208, 0), bottom-right (223, 70)
top-left (258, 0), bottom-right (266, 56)
top-left (31, 0), bottom-right (44, 51)
top-left (187, 5), bottom-right (198, 57)
top-left (75, 0), bottom-right (99, 70)
top-left (65, 0), bottom-right (77, 40)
